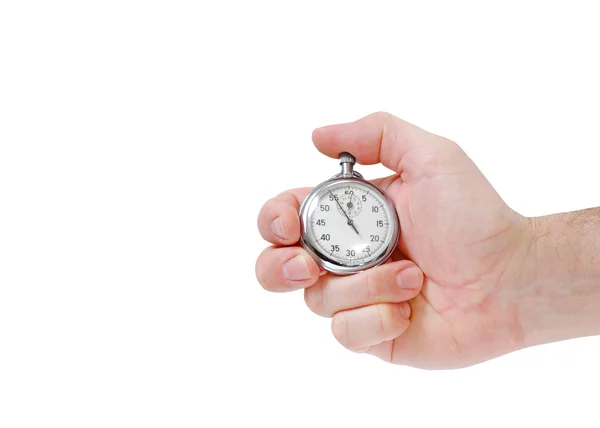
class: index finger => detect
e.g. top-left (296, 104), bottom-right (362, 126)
top-left (257, 187), bottom-right (311, 246)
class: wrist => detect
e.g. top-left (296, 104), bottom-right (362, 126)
top-left (517, 211), bottom-right (600, 347)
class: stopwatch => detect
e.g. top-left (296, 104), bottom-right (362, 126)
top-left (299, 152), bottom-right (400, 275)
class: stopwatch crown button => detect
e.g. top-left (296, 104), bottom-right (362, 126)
top-left (339, 152), bottom-right (356, 165)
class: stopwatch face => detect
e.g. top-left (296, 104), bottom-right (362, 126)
top-left (300, 178), bottom-right (400, 275)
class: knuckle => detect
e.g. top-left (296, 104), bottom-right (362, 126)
top-left (257, 204), bottom-right (267, 228)
top-left (370, 111), bottom-right (393, 121)
top-left (374, 304), bottom-right (387, 337)
top-left (255, 254), bottom-right (269, 290)
top-left (331, 313), bottom-right (349, 347)
top-left (363, 270), bottom-right (373, 302)
top-left (379, 303), bottom-right (408, 339)
top-left (254, 247), bottom-right (277, 291)
top-left (376, 304), bottom-right (402, 334)
top-left (441, 136), bottom-right (461, 151)
top-left (259, 197), bottom-right (276, 217)
top-left (363, 268), bottom-right (389, 302)
top-left (257, 199), bottom-right (276, 231)
top-left (304, 282), bottom-right (326, 316)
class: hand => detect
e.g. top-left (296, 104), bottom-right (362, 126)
top-left (329, 190), bottom-right (360, 235)
top-left (256, 112), bottom-right (548, 369)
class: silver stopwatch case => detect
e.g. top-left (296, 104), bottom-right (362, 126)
top-left (299, 152), bottom-right (401, 275)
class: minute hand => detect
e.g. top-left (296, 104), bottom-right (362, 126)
top-left (329, 191), bottom-right (360, 235)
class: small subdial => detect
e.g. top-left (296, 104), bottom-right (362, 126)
top-left (336, 194), bottom-right (362, 218)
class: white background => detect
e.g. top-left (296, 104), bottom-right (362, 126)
top-left (1, 1), bottom-right (600, 427)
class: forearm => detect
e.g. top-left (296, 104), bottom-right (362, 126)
top-left (518, 208), bottom-right (600, 347)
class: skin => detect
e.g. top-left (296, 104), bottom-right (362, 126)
top-left (255, 112), bottom-right (600, 369)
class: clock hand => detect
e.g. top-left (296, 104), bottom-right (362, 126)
top-left (347, 219), bottom-right (360, 236)
top-left (329, 191), bottom-right (360, 235)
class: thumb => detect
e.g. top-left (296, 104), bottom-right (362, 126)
top-left (312, 111), bottom-right (450, 174)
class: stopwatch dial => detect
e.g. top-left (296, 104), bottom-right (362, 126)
top-left (306, 182), bottom-right (396, 266)
top-left (335, 193), bottom-right (362, 217)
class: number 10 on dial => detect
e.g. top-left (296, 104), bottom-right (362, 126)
top-left (299, 152), bottom-right (400, 275)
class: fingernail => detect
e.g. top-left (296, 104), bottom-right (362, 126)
top-left (399, 301), bottom-right (412, 319)
top-left (283, 254), bottom-right (311, 281)
top-left (396, 266), bottom-right (422, 289)
top-left (271, 217), bottom-right (286, 239)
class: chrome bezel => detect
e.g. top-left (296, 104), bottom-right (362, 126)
top-left (299, 176), bottom-right (400, 276)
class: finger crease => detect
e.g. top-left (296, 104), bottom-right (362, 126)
top-left (364, 271), bottom-right (374, 304)
top-left (375, 304), bottom-right (385, 343)
top-left (319, 282), bottom-right (326, 317)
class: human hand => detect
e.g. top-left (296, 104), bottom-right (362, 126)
top-left (256, 112), bottom-right (552, 369)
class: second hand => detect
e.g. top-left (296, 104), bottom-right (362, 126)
top-left (329, 191), bottom-right (360, 235)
